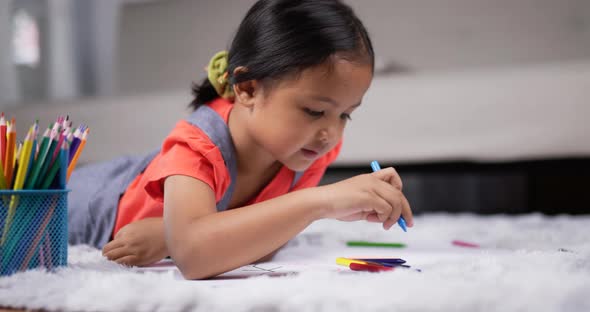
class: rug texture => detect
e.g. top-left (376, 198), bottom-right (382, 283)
top-left (0, 213), bottom-right (589, 312)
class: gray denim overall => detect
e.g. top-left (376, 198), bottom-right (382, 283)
top-left (68, 105), bottom-right (303, 248)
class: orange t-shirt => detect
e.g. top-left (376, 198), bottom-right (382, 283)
top-left (113, 98), bottom-right (342, 236)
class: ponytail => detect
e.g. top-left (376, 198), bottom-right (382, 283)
top-left (189, 77), bottom-right (219, 111)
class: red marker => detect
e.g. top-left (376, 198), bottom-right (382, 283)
top-left (349, 262), bottom-right (394, 272)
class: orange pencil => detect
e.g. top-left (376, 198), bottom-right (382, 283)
top-left (4, 120), bottom-right (16, 187)
top-left (67, 128), bottom-right (88, 181)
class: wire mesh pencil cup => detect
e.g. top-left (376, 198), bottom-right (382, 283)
top-left (0, 189), bottom-right (68, 276)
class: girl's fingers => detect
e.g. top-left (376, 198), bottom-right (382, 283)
top-left (343, 211), bottom-right (365, 221)
top-left (381, 193), bottom-right (411, 230)
top-left (340, 211), bottom-right (381, 222)
top-left (102, 239), bottom-right (125, 255)
top-left (383, 195), bottom-right (406, 230)
top-left (372, 167), bottom-right (403, 191)
top-left (366, 212), bottom-right (381, 223)
top-left (371, 176), bottom-right (408, 230)
top-left (386, 204), bottom-right (402, 230)
top-left (114, 255), bottom-right (139, 266)
top-left (368, 190), bottom-right (393, 222)
top-left (401, 194), bottom-right (414, 227)
top-left (373, 178), bottom-right (402, 218)
top-left (383, 218), bottom-right (396, 230)
top-left (103, 245), bottom-right (133, 261)
top-left (363, 190), bottom-right (392, 222)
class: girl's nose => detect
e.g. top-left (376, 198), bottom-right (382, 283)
top-left (319, 130), bottom-right (329, 143)
top-left (317, 129), bottom-right (329, 143)
top-left (318, 124), bottom-right (341, 144)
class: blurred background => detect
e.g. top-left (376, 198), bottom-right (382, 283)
top-left (0, 0), bottom-right (589, 214)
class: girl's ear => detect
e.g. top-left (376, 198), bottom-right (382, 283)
top-left (232, 66), bottom-right (259, 109)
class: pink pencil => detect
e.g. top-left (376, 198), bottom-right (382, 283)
top-left (452, 240), bottom-right (480, 248)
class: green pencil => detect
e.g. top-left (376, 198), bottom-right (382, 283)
top-left (24, 126), bottom-right (51, 189)
top-left (39, 154), bottom-right (60, 190)
top-left (346, 241), bottom-right (406, 248)
top-left (35, 125), bottom-right (59, 188)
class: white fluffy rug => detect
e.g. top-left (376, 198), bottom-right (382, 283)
top-left (1, 213), bottom-right (589, 312)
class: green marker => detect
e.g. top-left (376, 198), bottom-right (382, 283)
top-left (346, 241), bottom-right (406, 248)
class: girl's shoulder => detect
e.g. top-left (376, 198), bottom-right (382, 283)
top-left (162, 98), bottom-right (234, 153)
top-left (163, 120), bottom-right (217, 154)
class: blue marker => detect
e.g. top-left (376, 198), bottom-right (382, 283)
top-left (371, 160), bottom-right (408, 232)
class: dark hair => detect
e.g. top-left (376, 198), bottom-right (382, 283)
top-left (190, 0), bottom-right (374, 110)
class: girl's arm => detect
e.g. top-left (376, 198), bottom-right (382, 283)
top-left (164, 167), bottom-right (412, 280)
top-left (163, 175), bottom-right (323, 280)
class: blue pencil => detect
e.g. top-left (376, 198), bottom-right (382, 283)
top-left (58, 141), bottom-right (68, 189)
top-left (354, 258), bottom-right (406, 264)
top-left (371, 160), bottom-right (407, 232)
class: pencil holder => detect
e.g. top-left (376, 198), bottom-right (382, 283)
top-left (0, 189), bottom-right (68, 276)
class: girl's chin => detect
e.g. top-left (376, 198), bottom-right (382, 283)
top-left (282, 157), bottom-right (315, 172)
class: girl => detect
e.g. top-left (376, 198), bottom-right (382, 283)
top-left (68, 0), bottom-right (413, 279)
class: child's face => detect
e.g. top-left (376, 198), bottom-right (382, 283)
top-left (247, 58), bottom-right (373, 171)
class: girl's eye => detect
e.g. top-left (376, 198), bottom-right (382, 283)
top-left (304, 108), bottom-right (324, 117)
top-left (341, 113), bottom-right (352, 121)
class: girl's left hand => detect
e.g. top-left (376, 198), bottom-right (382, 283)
top-left (102, 217), bottom-right (168, 266)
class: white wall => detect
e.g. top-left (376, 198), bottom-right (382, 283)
top-left (47, 0), bottom-right (78, 100)
top-left (2, 0), bottom-right (590, 106)
top-left (349, 0), bottom-right (590, 72)
top-left (117, 0), bottom-right (257, 94)
top-left (0, 1), bottom-right (19, 105)
top-left (0, 0), bottom-right (145, 108)
top-left (116, 0), bottom-right (590, 94)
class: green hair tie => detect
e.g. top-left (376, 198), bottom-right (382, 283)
top-left (207, 51), bottom-right (234, 100)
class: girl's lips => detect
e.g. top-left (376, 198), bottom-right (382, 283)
top-left (301, 148), bottom-right (319, 159)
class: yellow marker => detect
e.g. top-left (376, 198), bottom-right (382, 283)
top-left (335, 257), bottom-right (368, 267)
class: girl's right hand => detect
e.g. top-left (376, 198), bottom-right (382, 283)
top-left (318, 167), bottom-right (413, 230)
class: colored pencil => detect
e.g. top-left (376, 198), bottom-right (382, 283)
top-left (349, 262), bottom-right (393, 272)
top-left (347, 240), bottom-right (406, 248)
top-left (371, 160), bottom-right (407, 232)
top-left (12, 129), bottom-right (33, 190)
top-left (35, 124), bottom-right (59, 189)
top-left (39, 140), bottom-right (68, 190)
top-left (336, 257), bottom-right (401, 268)
top-left (452, 240), bottom-right (480, 248)
top-left (0, 159), bottom-right (6, 189)
top-left (58, 140), bottom-right (68, 189)
top-left (353, 258), bottom-right (406, 264)
top-left (68, 127), bottom-right (82, 163)
top-left (336, 257), bottom-right (370, 267)
top-left (0, 131), bottom-right (32, 246)
top-left (1, 113), bottom-right (6, 169)
top-left (24, 127), bottom-right (51, 189)
top-left (67, 128), bottom-right (87, 181)
top-left (51, 119), bottom-right (64, 164)
top-left (11, 142), bottom-right (22, 187)
top-left (23, 122), bottom-right (38, 187)
top-left (40, 154), bottom-right (61, 189)
top-left (4, 120), bottom-right (16, 187)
